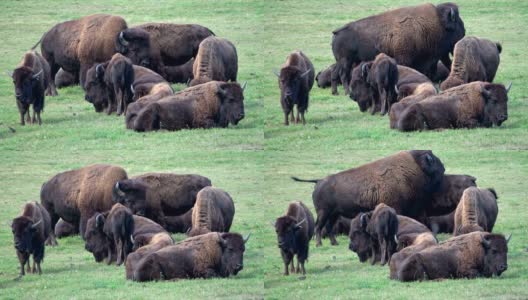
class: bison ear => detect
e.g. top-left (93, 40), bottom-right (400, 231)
top-left (487, 188), bottom-right (498, 199)
top-left (95, 64), bottom-right (105, 81)
top-left (217, 87), bottom-right (228, 102)
top-left (359, 213), bottom-right (369, 229)
top-left (95, 214), bottom-right (105, 229)
top-left (481, 236), bottom-right (492, 249)
top-left (116, 31), bottom-right (129, 53)
top-left (481, 85), bottom-right (493, 101)
top-left (361, 63), bottom-right (372, 79)
top-left (32, 70), bottom-right (43, 80)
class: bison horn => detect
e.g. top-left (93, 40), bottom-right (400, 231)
top-left (119, 31), bottom-right (129, 46)
top-left (394, 235), bottom-right (399, 244)
top-left (115, 182), bottom-right (125, 197)
top-left (95, 64), bottom-right (105, 80)
top-left (360, 213), bottom-right (369, 228)
top-left (272, 70), bottom-right (280, 78)
top-left (31, 219), bottom-right (42, 229)
top-left (130, 84), bottom-right (135, 94)
top-left (186, 78), bottom-right (191, 87)
top-left (300, 69), bottom-right (311, 78)
top-left (450, 7), bottom-right (456, 22)
top-left (243, 233), bottom-right (251, 244)
top-left (32, 70), bottom-right (43, 79)
top-left (506, 234), bottom-right (512, 244)
top-left (394, 85), bottom-right (399, 94)
top-left (130, 234), bottom-right (135, 244)
top-left (506, 82), bottom-right (512, 93)
top-left (295, 218), bottom-right (306, 228)
top-left (361, 63), bottom-right (369, 78)
top-left (241, 81), bottom-right (247, 91)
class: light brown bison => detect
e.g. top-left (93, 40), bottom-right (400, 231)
top-left (454, 187), bottom-right (498, 235)
top-left (40, 164), bottom-right (128, 240)
top-left (189, 187), bottom-right (235, 237)
top-left (189, 37), bottom-right (238, 86)
top-left (112, 173), bottom-right (211, 230)
top-left (293, 150), bottom-right (445, 247)
top-left (54, 218), bottom-right (78, 238)
top-left (441, 36), bottom-right (502, 90)
top-left (395, 232), bottom-right (510, 281)
top-left (35, 14), bottom-right (127, 89)
top-left (11, 202), bottom-right (52, 277)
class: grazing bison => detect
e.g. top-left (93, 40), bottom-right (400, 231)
top-left (396, 232), bottom-right (510, 281)
top-left (131, 81), bottom-right (246, 131)
top-left (189, 187), bottom-right (235, 237)
top-left (331, 3), bottom-right (465, 95)
top-left (54, 218), bottom-right (78, 238)
top-left (10, 51), bottom-right (51, 125)
top-left (389, 232), bottom-right (437, 279)
top-left (189, 37), bottom-right (238, 86)
top-left (116, 23), bottom-right (214, 75)
top-left (164, 209), bottom-right (193, 233)
top-left (316, 64), bottom-right (338, 88)
top-left (133, 232), bottom-right (249, 281)
top-left (389, 83), bottom-right (437, 128)
top-left (426, 211), bottom-right (455, 234)
top-left (426, 174), bottom-right (477, 216)
top-left (163, 59), bottom-right (194, 84)
top-left (54, 68), bottom-right (79, 88)
top-left (366, 54), bottom-right (399, 115)
top-left (35, 14), bottom-right (127, 89)
top-left (441, 36), bottom-right (502, 90)
top-left (11, 202), bottom-right (52, 277)
top-left (454, 187), bottom-right (498, 235)
top-left (274, 201), bottom-right (315, 275)
top-left (276, 51), bottom-right (314, 125)
top-left (40, 164), bottom-right (128, 240)
top-left (349, 62), bottom-right (379, 112)
top-left (113, 173), bottom-right (211, 229)
top-left (397, 81), bottom-right (511, 131)
top-left (365, 203), bottom-right (399, 265)
top-left (293, 150), bottom-right (445, 247)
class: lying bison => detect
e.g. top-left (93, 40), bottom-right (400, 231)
top-left (389, 232), bottom-right (437, 279)
top-left (331, 3), bottom-right (465, 95)
top-left (293, 150), bottom-right (445, 247)
top-left (54, 219), bottom-right (78, 238)
top-left (54, 68), bottom-right (78, 88)
top-left (125, 82), bottom-right (174, 129)
top-left (454, 187), bottom-right (498, 235)
top-left (316, 64), bottom-right (338, 89)
top-left (10, 51), bottom-right (51, 125)
top-left (189, 187), bottom-right (235, 237)
top-left (113, 173), bottom-right (211, 229)
top-left (40, 164), bottom-right (128, 240)
top-left (189, 37), bottom-right (238, 86)
top-left (389, 83), bottom-right (437, 128)
top-left (11, 202), bottom-right (52, 277)
top-left (441, 36), bottom-right (502, 90)
top-left (125, 231), bottom-right (173, 280)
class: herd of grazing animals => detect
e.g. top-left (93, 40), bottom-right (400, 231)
top-left (7, 1), bottom-right (516, 287)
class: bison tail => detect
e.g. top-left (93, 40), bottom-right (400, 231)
top-left (291, 176), bottom-right (320, 183)
top-left (496, 43), bottom-right (502, 54)
top-left (31, 35), bottom-right (44, 51)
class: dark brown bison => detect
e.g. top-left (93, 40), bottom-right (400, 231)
top-left (131, 81), bottom-right (246, 132)
top-left (389, 83), bottom-right (437, 128)
top-left (389, 232), bottom-right (437, 279)
top-left (316, 64), bottom-right (338, 89)
top-left (274, 201), bottom-right (315, 275)
top-left (54, 68), bottom-right (79, 88)
top-left (125, 231), bottom-right (173, 280)
top-left (365, 203), bottom-right (399, 265)
top-left (454, 187), bottom-right (498, 236)
top-left (116, 23), bottom-right (214, 75)
top-left (426, 174), bottom-right (477, 216)
top-left (164, 209), bottom-right (193, 233)
top-left (11, 202), bottom-right (52, 277)
top-left (331, 3), bottom-right (465, 95)
top-left (10, 51), bottom-right (51, 125)
top-left (366, 54), bottom-right (399, 115)
top-left (125, 82), bottom-right (174, 129)
top-left (100, 203), bottom-right (135, 266)
top-left (321, 216), bottom-right (351, 238)
top-left (40, 164), bottom-right (128, 240)
top-left (433, 61), bottom-right (450, 82)
top-left (113, 173), bottom-right (211, 229)
top-left (133, 232), bottom-right (249, 281)
top-left (426, 211), bottom-right (455, 234)
top-left (441, 36), bottom-right (502, 90)
top-left (163, 59), bottom-right (194, 84)
top-left (34, 14), bottom-right (127, 89)
top-left (54, 218), bottom-right (78, 238)
top-left (189, 37), bottom-right (238, 86)
top-left (395, 232), bottom-right (510, 281)
top-left (293, 150), bottom-right (445, 247)
top-left (397, 81), bottom-right (511, 131)
top-left (189, 187), bottom-right (235, 237)
top-left (276, 51), bottom-right (314, 125)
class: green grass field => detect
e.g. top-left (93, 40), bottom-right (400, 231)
top-left (0, 0), bottom-right (527, 299)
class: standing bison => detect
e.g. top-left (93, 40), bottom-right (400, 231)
top-left (189, 36), bottom-right (238, 86)
top-left (454, 187), bottom-right (499, 235)
top-left (365, 203), bottom-right (399, 266)
top-left (293, 150), bottom-right (445, 247)
top-left (331, 3), bottom-right (465, 95)
top-left (316, 64), bottom-right (338, 88)
top-left (275, 51), bottom-right (314, 125)
top-left (40, 164), bottom-right (128, 240)
top-left (441, 36), bottom-right (502, 90)
top-left (189, 187), bottom-right (235, 237)
top-left (366, 54), bottom-right (399, 115)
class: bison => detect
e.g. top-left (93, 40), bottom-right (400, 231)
top-left (54, 218), bottom-right (78, 238)
top-left (54, 68), bottom-right (78, 88)
top-left (397, 81), bottom-right (511, 131)
top-left (316, 64), bottom-right (338, 89)
top-left (293, 150), bottom-right (445, 247)
top-left (10, 51), bottom-right (51, 125)
top-left (40, 164), bottom-right (128, 240)
top-left (189, 187), bottom-right (235, 237)
top-left (331, 3), bottom-right (465, 95)
top-left (275, 51), bottom-right (314, 125)
top-left (321, 216), bottom-right (351, 238)
top-left (389, 232), bottom-right (437, 279)
top-left (454, 187), bottom-right (498, 235)
top-left (189, 37), bottom-right (238, 86)
top-left (365, 203), bottom-right (399, 265)
top-left (34, 14), bottom-right (127, 89)
top-left (389, 83), bottom-right (437, 128)
top-left (426, 174), bottom-right (477, 216)
top-left (395, 232), bottom-right (510, 281)
top-left (125, 231), bottom-right (174, 280)
top-left (11, 202), bottom-right (52, 277)
top-left (164, 209), bottom-right (193, 233)
top-left (133, 232), bottom-right (249, 281)
top-left (100, 203), bottom-right (135, 266)
top-left (426, 211), bottom-right (455, 234)
top-left (441, 36), bottom-right (502, 90)
top-left (112, 173), bottom-right (211, 229)
top-left (274, 201), bottom-right (315, 275)
top-left (125, 82), bottom-right (174, 129)
top-left (366, 54), bottom-right (399, 115)
top-left (163, 59), bottom-right (194, 84)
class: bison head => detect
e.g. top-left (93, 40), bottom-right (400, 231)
top-left (84, 213), bottom-right (111, 263)
top-left (218, 232), bottom-right (249, 277)
top-left (482, 83), bottom-right (510, 127)
top-left (481, 233), bottom-right (510, 277)
top-left (84, 63), bottom-right (110, 112)
top-left (410, 150), bottom-right (445, 193)
top-left (350, 62), bottom-right (376, 112)
top-left (11, 66), bottom-right (42, 104)
top-left (115, 29), bottom-right (152, 69)
top-left (274, 216), bottom-right (305, 253)
top-left (217, 82), bottom-right (246, 127)
top-left (348, 213), bottom-right (373, 262)
top-left (436, 3), bottom-right (465, 55)
top-left (112, 180), bottom-right (149, 217)
top-left (11, 216), bottom-right (41, 253)
top-left (277, 66), bottom-right (311, 104)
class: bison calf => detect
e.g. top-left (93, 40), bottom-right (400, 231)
top-left (189, 187), bottom-right (235, 237)
top-left (454, 187), bottom-right (498, 235)
top-left (366, 53), bottom-right (398, 115)
top-left (365, 203), bottom-right (399, 266)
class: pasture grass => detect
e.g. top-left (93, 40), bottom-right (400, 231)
top-left (0, 0), bottom-right (526, 299)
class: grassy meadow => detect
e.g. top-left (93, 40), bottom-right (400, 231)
top-left (0, 0), bottom-right (527, 299)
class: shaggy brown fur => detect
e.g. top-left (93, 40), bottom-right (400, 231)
top-left (366, 203), bottom-right (399, 265)
top-left (389, 232), bottom-right (437, 279)
top-left (54, 219), bottom-right (78, 238)
top-left (125, 82), bottom-right (174, 129)
top-left (190, 37), bottom-right (238, 86)
top-left (454, 187), bottom-right (498, 235)
top-left (40, 164), bottom-right (128, 240)
top-left (389, 83), bottom-right (437, 128)
top-left (125, 232), bottom-right (174, 280)
top-left (189, 187), bottom-right (235, 237)
top-left (366, 54), bottom-right (399, 115)
top-left (102, 203), bottom-right (134, 266)
top-left (426, 211), bottom-right (455, 234)
top-left (321, 216), bottom-right (351, 238)
top-left (441, 36), bottom-right (501, 90)
top-left (131, 65), bottom-right (168, 100)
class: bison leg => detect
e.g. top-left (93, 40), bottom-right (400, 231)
top-left (290, 256), bottom-right (295, 274)
top-left (19, 110), bottom-right (26, 126)
top-left (315, 210), bottom-right (332, 247)
top-left (47, 63), bottom-right (59, 96)
top-left (380, 89), bottom-right (388, 116)
top-left (379, 236), bottom-right (388, 266)
top-left (116, 238), bottom-right (123, 266)
top-left (283, 111), bottom-right (290, 126)
top-left (79, 64), bottom-right (90, 91)
top-left (327, 214), bottom-right (340, 246)
top-left (331, 65), bottom-right (340, 95)
top-left (17, 251), bottom-right (29, 276)
top-left (281, 251), bottom-right (292, 275)
top-left (26, 110), bottom-right (32, 124)
top-left (295, 109), bottom-right (300, 124)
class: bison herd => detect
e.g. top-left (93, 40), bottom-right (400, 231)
top-left (11, 164), bottom-right (250, 281)
top-left (9, 14), bottom-right (246, 132)
top-left (287, 150), bottom-right (510, 281)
